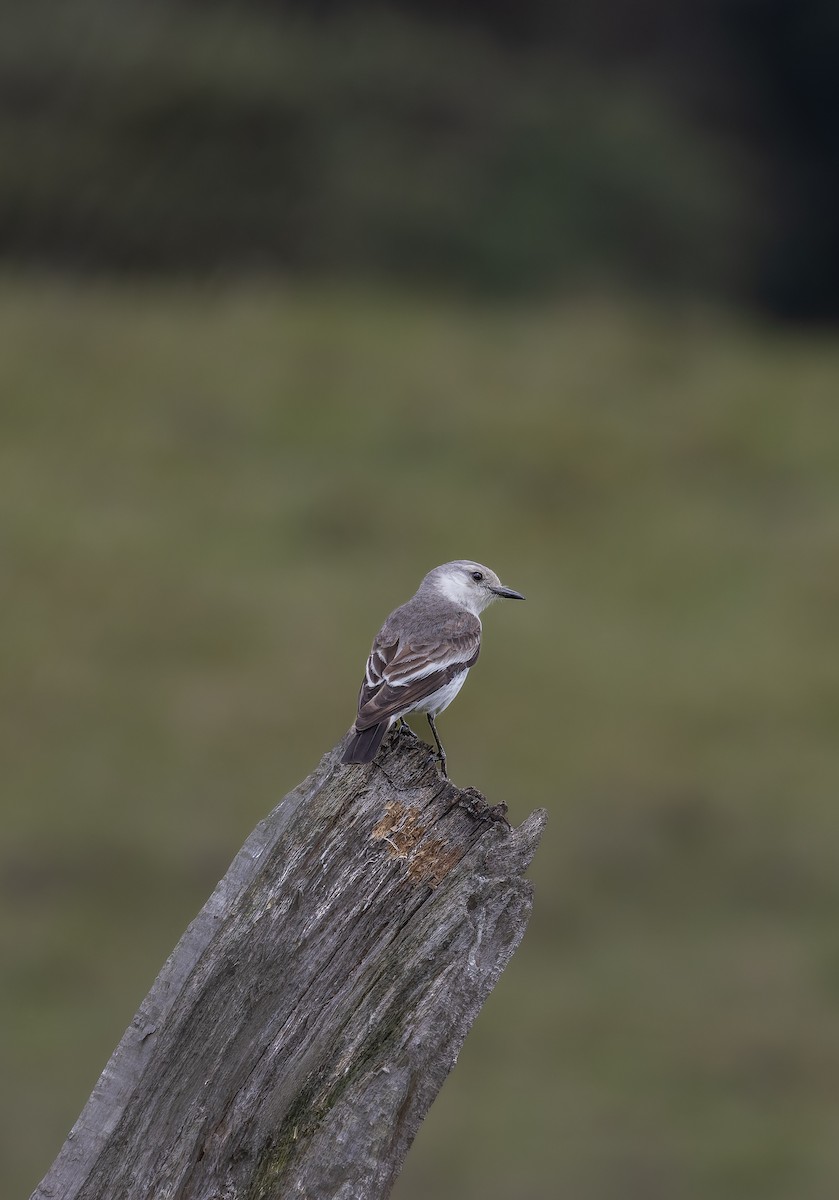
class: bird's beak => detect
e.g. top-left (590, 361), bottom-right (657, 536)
top-left (490, 585), bottom-right (526, 600)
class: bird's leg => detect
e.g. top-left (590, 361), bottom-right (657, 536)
top-left (399, 718), bottom-right (418, 740)
top-left (426, 713), bottom-right (448, 777)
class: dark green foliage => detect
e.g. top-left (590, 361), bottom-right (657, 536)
top-left (0, 0), bottom-right (787, 304)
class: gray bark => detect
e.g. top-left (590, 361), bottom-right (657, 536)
top-left (32, 727), bottom-right (547, 1200)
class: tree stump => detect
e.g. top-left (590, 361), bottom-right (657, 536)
top-left (32, 727), bottom-right (547, 1200)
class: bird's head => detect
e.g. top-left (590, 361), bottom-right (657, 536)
top-left (424, 560), bottom-right (525, 615)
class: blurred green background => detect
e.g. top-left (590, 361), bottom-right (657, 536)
top-left (2, 3), bottom-right (839, 1199)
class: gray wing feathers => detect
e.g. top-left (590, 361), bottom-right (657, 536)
top-left (354, 615), bottom-right (481, 731)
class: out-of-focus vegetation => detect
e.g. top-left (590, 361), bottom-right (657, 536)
top-left (2, 0), bottom-right (839, 1195)
top-left (2, 0), bottom-right (838, 316)
top-left (2, 281), bottom-right (838, 1199)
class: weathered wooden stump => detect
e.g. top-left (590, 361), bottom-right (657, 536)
top-left (32, 727), bottom-right (546, 1200)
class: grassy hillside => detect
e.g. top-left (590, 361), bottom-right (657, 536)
top-left (2, 280), bottom-right (838, 1199)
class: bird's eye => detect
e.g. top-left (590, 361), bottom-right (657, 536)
top-left (471, 570), bottom-right (484, 582)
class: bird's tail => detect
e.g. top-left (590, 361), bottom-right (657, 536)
top-left (342, 721), bottom-right (391, 765)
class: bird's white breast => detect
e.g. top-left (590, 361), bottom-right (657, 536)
top-left (410, 670), bottom-right (469, 717)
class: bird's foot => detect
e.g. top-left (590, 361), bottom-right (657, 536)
top-left (399, 719), bottom-right (419, 741)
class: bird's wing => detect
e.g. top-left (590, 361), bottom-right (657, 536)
top-left (355, 629), bottom-right (481, 730)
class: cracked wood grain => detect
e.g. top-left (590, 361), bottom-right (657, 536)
top-left (32, 727), bottom-right (547, 1200)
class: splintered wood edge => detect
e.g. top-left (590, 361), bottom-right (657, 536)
top-left (32, 733), bottom-right (547, 1200)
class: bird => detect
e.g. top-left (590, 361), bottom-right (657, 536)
top-left (342, 560), bottom-right (525, 775)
